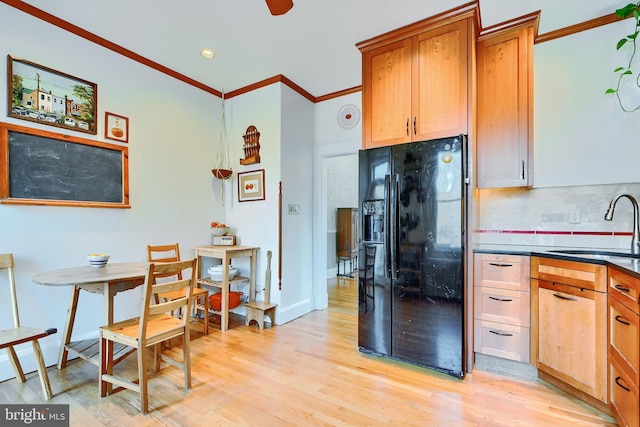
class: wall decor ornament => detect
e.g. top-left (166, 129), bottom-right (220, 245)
top-left (104, 112), bottom-right (128, 143)
top-left (240, 125), bottom-right (261, 165)
top-left (238, 169), bottom-right (265, 202)
top-left (7, 55), bottom-right (97, 134)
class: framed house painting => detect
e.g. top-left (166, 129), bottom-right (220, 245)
top-left (7, 55), bottom-right (97, 135)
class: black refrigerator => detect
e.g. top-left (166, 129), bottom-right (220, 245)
top-left (358, 135), bottom-right (467, 378)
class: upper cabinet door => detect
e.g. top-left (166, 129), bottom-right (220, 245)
top-left (361, 19), bottom-right (470, 149)
top-left (413, 19), bottom-right (468, 141)
top-left (477, 25), bottom-right (533, 188)
top-left (362, 39), bottom-right (412, 149)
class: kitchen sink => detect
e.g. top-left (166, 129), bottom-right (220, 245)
top-left (547, 249), bottom-right (640, 259)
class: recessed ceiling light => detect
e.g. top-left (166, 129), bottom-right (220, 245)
top-left (201, 49), bottom-right (215, 59)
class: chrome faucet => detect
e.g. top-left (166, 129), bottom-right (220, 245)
top-left (604, 193), bottom-right (640, 255)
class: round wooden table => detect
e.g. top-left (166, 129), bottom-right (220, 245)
top-left (33, 262), bottom-right (148, 369)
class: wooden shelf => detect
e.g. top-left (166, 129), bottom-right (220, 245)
top-left (197, 275), bottom-right (249, 289)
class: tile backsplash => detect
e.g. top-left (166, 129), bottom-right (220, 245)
top-left (474, 183), bottom-right (640, 250)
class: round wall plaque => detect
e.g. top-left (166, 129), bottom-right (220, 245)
top-left (337, 104), bottom-right (360, 130)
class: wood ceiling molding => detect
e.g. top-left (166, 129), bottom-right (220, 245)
top-left (535, 12), bottom-right (625, 44)
top-left (478, 11), bottom-right (541, 41)
top-left (356, 1), bottom-right (479, 53)
top-left (225, 75), bottom-right (315, 102)
top-left (315, 86), bottom-right (362, 103)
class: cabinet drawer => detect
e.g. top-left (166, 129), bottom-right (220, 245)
top-left (474, 320), bottom-right (530, 363)
top-left (474, 254), bottom-right (530, 291)
top-left (610, 267), bottom-right (640, 313)
top-left (474, 286), bottom-right (530, 327)
top-left (610, 295), bottom-right (640, 386)
top-left (610, 353), bottom-right (640, 427)
top-left (531, 256), bottom-right (607, 292)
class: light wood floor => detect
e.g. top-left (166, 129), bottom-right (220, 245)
top-left (0, 277), bottom-right (617, 426)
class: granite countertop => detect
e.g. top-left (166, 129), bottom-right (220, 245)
top-left (474, 244), bottom-right (640, 279)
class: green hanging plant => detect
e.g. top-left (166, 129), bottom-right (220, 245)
top-left (606, 2), bottom-right (640, 112)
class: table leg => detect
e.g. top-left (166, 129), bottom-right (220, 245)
top-left (105, 282), bottom-right (115, 325)
top-left (57, 285), bottom-right (80, 369)
top-left (221, 254), bottom-right (230, 332)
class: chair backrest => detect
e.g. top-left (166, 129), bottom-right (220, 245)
top-left (147, 243), bottom-right (181, 279)
top-left (0, 253), bottom-right (21, 328)
top-left (138, 258), bottom-right (197, 340)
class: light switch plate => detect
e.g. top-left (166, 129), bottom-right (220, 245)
top-left (288, 204), bottom-right (300, 215)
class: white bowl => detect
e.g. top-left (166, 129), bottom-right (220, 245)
top-left (208, 265), bottom-right (237, 281)
top-left (87, 254), bottom-right (110, 268)
top-left (211, 227), bottom-right (230, 237)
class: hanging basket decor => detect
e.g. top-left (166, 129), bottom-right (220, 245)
top-left (212, 93), bottom-right (232, 182)
top-left (212, 168), bottom-right (233, 180)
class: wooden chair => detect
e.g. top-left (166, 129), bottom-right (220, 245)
top-left (99, 258), bottom-right (197, 414)
top-left (146, 244), bottom-right (209, 335)
top-left (245, 251), bottom-right (277, 329)
top-left (0, 253), bottom-right (57, 399)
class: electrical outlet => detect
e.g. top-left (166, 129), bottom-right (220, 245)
top-left (569, 206), bottom-right (580, 224)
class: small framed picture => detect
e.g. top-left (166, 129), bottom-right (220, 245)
top-left (105, 112), bottom-right (129, 143)
top-left (238, 169), bottom-right (265, 202)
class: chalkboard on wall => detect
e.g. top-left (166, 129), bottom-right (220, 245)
top-left (0, 122), bottom-right (129, 208)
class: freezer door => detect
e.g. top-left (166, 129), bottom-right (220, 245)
top-left (358, 148), bottom-right (392, 357)
top-left (391, 136), bottom-right (465, 377)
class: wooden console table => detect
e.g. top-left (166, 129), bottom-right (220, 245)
top-left (194, 245), bottom-right (259, 332)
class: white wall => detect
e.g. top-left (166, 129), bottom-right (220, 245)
top-left (280, 86), bottom-right (315, 316)
top-left (476, 16), bottom-right (640, 250)
top-left (0, 5), bottom-right (224, 381)
top-left (224, 84), bottom-right (315, 324)
top-left (534, 18), bottom-right (640, 187)
top-left (312, 94), bottom-right (362, 308)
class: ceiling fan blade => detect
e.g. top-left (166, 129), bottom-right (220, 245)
top-left (265, 0), bottom-right (293, 16)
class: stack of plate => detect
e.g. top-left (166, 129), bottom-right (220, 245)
top-left (208, 265), bottom-right (237, 281)
top-left (87, 254), bottom-right (110, 268)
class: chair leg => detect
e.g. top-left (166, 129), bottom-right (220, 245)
top-left (31, 340), bottom-right (53, 400)
top-left (152, 344), bottom-right (161, 372)
top-left (6, 346), bottom-right (27, 383)
top-left (183, 327), bottom-right (191, 390)
top-left (99, 335), bottom-right (114, 397)
top-left (138, 343), bottom-right (149, 414)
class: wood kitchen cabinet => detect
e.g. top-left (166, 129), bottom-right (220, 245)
top-left (531, 257), bottom-right (608, 408)
top-left (476, 19), bottom-right (535, 188)
top-left (609, 267), bottom-right (640, 427)
top-left (473, 254), bottom-right (530, 363)
top-left (359, 18), bottom-right (470, 149)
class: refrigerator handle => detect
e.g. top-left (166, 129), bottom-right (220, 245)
top-left (384, 175), bottom-right (391, 279)
top-left (389, 173), bottom-right (399, 280)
